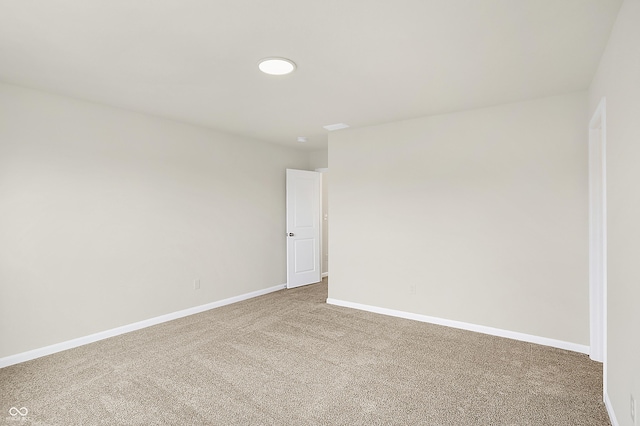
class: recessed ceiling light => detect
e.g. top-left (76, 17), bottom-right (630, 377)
top-left (258, 58), bottom-right (296, 75)
top-left (297, 136), bottom-right (308, 143)
top-left (323, 123), bottom-right (350, 131)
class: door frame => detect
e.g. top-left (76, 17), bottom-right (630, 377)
top-left (315, 168), bottom-right (329, 278)
top-left (588, 97), bottom-right (607, 394)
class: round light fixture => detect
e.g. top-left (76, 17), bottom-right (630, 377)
top-left (258, 58), bottom-right (296, 75)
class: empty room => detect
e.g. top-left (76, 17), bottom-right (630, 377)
top-left (1, 0), bottom-right (639, 425)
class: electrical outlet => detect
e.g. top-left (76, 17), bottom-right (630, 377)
top-left (409, 284), bottom-right (416, 295)
top-left (193, 279), bottom-right (200, 290)
top-left (632, 394), bottom-right (637, 425)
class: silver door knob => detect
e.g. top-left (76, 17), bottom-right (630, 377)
top-left (288, 233), bottom-right (294, 237)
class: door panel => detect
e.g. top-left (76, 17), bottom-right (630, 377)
top-left (294, 239), bottom-right (316, 273)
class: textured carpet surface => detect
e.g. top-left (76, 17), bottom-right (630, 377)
top-left (1, 278), bottom-right (609, 425)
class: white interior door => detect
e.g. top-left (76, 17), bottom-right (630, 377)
top-left (286, 169), bottom-right (321, 288)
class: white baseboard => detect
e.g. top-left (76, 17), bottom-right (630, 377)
top-left (0, 283), bottom-right (286, 369)
top-left (604, 392), bottom-right (620, 426)
top-left (325, 298), bottom-right (590, 355)
top-left (322, 272), bottom-right (329, 278)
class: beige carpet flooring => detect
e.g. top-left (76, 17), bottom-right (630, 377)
top-left (1, 278), bottom-right (609, 425)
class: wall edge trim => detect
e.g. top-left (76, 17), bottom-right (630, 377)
top-left (325, 298), bottom-right (590, 354)
top-left (0, 283), bottom-right (286, 369)
top-left (604, 392), bottom-right (620, 426)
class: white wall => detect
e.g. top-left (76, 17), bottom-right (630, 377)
top-left (0, 83), bottom-right (309, 359)
top-left (329, 92), bottom-right (589, 346)
top-left (589, 1), bottom-right (640, 424)
top-left (308, 149), bottom-right (328, 170)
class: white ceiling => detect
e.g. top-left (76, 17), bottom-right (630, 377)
top-left (0, 0), bottom-right (622, 150)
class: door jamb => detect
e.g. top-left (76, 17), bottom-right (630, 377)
top-left (315, 168), bottom-right (329, 279)
top-left (588, 97), bottom-right (607, 397)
